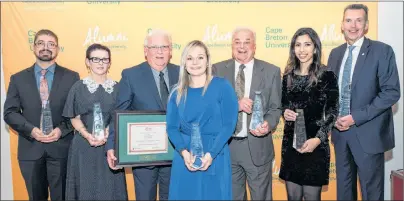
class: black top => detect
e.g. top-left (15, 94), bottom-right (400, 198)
top-left (279, 70), bottom-right (339, 186)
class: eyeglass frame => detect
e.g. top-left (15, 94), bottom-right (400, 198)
top-left (34, 41), bottom-right (58, 49)
top-left (145, 45), bottom-right (171, 52)
top-left (89, 57), bottom-right (111, 64)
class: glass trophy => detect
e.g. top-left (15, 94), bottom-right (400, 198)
top-left (293, 109), bottom-right (307, 150)
top-left (249, 91), bottom-right (264, 130)
top-left (190, 123), bottom-right (204, 169)
top-left (40, 100), bottom-right (53, 135)
top-left (92, 103), bottom-right (105, 141)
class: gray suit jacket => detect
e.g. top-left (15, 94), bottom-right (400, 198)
top-left (212, 58), bottom-right (282, 166)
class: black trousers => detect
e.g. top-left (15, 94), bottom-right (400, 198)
top-left (19, 151), bottom-right (68, 200)
top-left (132, 165), bottom-right (171, 200)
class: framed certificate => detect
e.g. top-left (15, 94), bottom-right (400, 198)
top-left (114, 111), bottom-right (174, 168)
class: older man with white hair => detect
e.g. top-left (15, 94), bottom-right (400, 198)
top-left (106, 29), bottom-right (180, 200)
top-left (213, 27), bottom-right (282, 200)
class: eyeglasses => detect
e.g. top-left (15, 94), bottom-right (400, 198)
top-left (89, 57), bottom-right (110, 64)
top-left (34, 41), bottom-right (58, 49)
top-left (146, 45), bottom-right (170, 52)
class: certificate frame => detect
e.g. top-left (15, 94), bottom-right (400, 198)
top-left (114, 110), bottom-right (174, 168)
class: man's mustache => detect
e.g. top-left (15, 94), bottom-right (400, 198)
top-left (39, 50), bottom-right (52, 55)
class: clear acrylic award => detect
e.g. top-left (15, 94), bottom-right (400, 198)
top-left (40, 100), bottom-right (53, 135)
top-left (92, 103), bottom-right (105, 141)
top-left (190, 123), bottom-right (204, 169)
top-left (293, 109), bottom-right (307, 150)
top-left (249, 91), bottom-right (264, 130)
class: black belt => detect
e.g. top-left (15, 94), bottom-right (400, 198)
top-left (232, 136), bottom-right (247, 140)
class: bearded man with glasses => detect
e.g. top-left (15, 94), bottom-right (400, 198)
top-left (4, 29), bottom-right (79, 200)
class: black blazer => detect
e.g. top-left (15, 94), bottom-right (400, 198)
top-left (4, 64), bottom-right (80, 160)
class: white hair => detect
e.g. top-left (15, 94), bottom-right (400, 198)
top-left (232, 26), bottom-right (256, 43)
top-left (144, 29), bottom-right (172, 46)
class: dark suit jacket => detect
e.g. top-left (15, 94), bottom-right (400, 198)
top-left (3, 64), bottom-right (80, 160)
top-left (328, 37), bottom-right (400, 154)
top-left (212, 58), bottom-right (282, 166)
top-left (106, 62), bottom-right (180, 151)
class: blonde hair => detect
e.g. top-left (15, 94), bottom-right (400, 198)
top-left (176, 40), bottom-right (213, 105)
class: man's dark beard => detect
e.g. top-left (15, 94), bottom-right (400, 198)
top-left (36, 50), bottom-right (55, 62)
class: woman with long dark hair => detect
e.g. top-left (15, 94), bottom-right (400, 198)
top-left (279, 27), bottom-right (339, 200)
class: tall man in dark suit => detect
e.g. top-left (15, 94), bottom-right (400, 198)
top-left (327, 4), bottom-right (400, 200)
top-left (3, 29), bottom-right (80, 200)
top-left (106, 29), bottom-right (179, 200)
top-left (212, 27), bottom-right (282, 200)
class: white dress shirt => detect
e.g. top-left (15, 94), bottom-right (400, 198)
top-left (234, 59), bottom-right (254, 137)
top-left (338, 36), bottom-right (365, 94)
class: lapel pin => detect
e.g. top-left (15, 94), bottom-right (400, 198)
top-left (361, 53), bottom-right (365, 56)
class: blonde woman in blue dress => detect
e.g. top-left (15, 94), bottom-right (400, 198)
top-left (166, 40), bottom-right (238, 200)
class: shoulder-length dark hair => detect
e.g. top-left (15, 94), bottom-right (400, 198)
top-left (284, 27), bottom-right (325, 88)
top-left (86, 43), bottom-right (111, 61)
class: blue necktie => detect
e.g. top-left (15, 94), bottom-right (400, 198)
top-left (339, 45), bottom-right (356, 116)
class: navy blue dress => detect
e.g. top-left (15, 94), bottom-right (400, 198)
top-left (166, 77), bottom-right (238, 200)
top-left (63, 78), bottom-right (128, 200)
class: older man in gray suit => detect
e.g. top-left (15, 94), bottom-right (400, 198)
top-left (212, 27), bottom-right (282, 200)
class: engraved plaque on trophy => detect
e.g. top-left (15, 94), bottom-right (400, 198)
top-left (40, 100), bottom-right (53, 135)
top-left (190, 123), bottom-right (204, 169)
top-left (293, 109), bottom-right (307, 150)
top-left (92, 103), bottom-right (105, 141)
top-left (249, 91), bottom-right (264, 130)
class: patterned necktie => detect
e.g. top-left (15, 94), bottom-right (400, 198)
top-left (159, 72), bottom-right (169, 110)
top-left (39, 69), bottom-right (51, 134)
top-left (39, 69), bottom-right (49, 104)
top-left (339, 46), bottom-right (356, 116)
top-left (234, 64), bottom-right (246, 135)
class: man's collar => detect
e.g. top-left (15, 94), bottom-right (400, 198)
top-left (235, 58), bottom-right (254, 69)
top-left (35, 63), bottom-right (56, 74)
top-left (150, 65), bottom-right (168, 76)
top-left (347, 36), bottom-right (365, 48)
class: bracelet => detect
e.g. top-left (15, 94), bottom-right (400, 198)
top-left (82, 132), bottom-right (90, 139)
top-left (79, 128), bottom-right (88, 137)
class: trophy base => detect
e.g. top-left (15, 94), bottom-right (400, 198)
top-left (191, 157), bottom-right (203, 169)
top-left (93, 134), bottom-right (104, 141)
